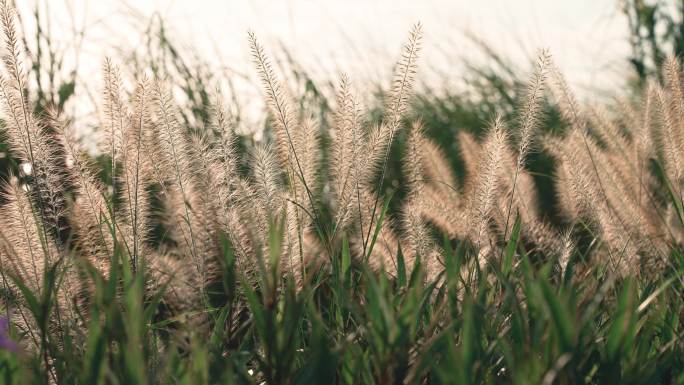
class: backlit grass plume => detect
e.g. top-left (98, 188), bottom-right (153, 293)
top-left (0, 1), bottom-right (682, 382)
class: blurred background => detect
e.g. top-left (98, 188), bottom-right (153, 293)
top-left (11, 0), bottom-right (634, 135)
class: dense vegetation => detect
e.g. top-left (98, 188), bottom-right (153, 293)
top-left (0, 1), bottom-right (683, 384)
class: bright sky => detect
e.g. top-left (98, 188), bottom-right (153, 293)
top-left (14, 0), bottom-right (631, 138)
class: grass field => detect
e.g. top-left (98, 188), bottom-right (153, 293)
top-left (0, 1), bottom-right (683, 384)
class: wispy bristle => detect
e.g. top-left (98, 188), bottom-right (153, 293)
top-left (0, 177), bottom-right (55, 292)
top-left (655, 84), bottom-right (684, 188)
top-left (467, 117), bottom-right (507, 246)
top-left (292, 115), bottom-right (319, 221)
top-left (61, 119), bottom-right (113, 271)
top-left (458, 131), bottom-right (482, 192)
top-left (422, 139), bottom-right (457, 194)
top-left (549, 59), bottom-right (584, 130)
top-left (252, 144), bottom-right (282, 222)
top-left (331, 74), bottom-right (363, 231)
top-left (0, 6), bottom-right (67, 239)
top-left (404, 120), bottom-right (426, 198)
top-left (516, 49), bottom-right (550, 169)
top-left (361, 23), bottom-right (422, 183)
top-left (102, 58), bottom-right (127, 163)
top-left (558, 230), bottom-right (574, 275)
top-left (386, 23), bottom-right (422, 133)
top-left (118, 77), bottom-right (152, 268)
top-left (248, 30), bottom-right (296, 170)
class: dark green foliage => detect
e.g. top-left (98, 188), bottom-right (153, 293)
top-left (0, 215), bottom-right (682, 384)
top-left (623, 0), bottom-right (684, 85)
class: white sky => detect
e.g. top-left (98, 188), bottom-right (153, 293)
top-left (14, 0), bottom-right (632, 138)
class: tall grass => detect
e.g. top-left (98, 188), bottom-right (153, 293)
top-left (0, 1), bottom-right (682, 384)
